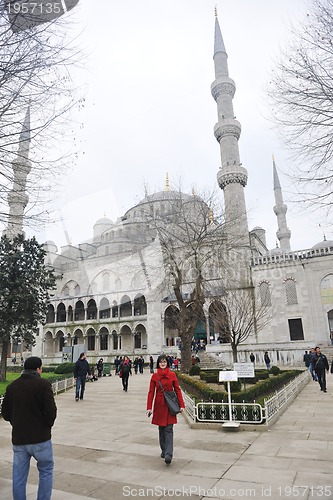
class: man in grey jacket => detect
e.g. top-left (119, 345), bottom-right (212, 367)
top-left (2, 356), bottom-right (57, 500)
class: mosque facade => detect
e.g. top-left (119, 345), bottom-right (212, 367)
top-left (27, 15), bottom-right (333, 366)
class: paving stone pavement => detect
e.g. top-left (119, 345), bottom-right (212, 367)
top-left (0, 370), bottom-right (332, 500)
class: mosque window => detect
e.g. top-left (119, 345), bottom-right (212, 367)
top-left (134, 331), bottom-right (141, 349)
top-left (100, 333), bottom-right (108, 350)
top-left (285, 278), bottom-right (298, 305)
top-left (87, 334), bottom-right (95, 351)
top-left (259, 282), bottom-right (271, 307)
top-left (288, 318), bottom-right (304, 341)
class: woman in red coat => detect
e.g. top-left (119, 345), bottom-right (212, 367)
top-left (146, 355), bottom-right (185, 465)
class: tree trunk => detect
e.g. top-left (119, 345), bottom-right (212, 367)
top-left (180, 333), bottom-right (192, 372)
top-left (231, 343), bottom-right (238, 363)
top-left (0, 337), bottom-right (9, 382)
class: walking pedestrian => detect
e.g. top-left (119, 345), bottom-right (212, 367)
top-left (250, 352), bottom-right (255, 364)
top-left (309, 348), bottom-right (318, 381)
top-left (119, 356), bottom-right (132, 392)
top-left (2, 356), bottom-right (57, 500)
top-left (264, 351), bottom-right (271, 370)
top-left (303, 350), bottom-right (311, 368)
top-left (96, 358), bottom-right (104, 377)
top-left (313, 346), bottom-right (329, 393)
top-left (73, 353), bottom-right (90, 401)
top-left (146, 354), bottom-right (185, 465)
top-left (149, 356), bottom-right (154, 374)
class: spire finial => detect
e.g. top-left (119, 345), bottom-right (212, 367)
top-left (165, 173), bottom-right (169, 192)
top-left (272, 153), bottom-right (275, 162)
top-left (215, 5), bottom-right (218, 17)
top-left (192, 187), bottom-right (195, 196)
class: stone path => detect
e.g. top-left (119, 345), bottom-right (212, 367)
top-left (0, 370), bottom-right (332, 499)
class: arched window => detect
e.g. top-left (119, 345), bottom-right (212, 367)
top-left (46, 304), bottom-right (55, 324)
top-left (87, 328), bottom-right (96, 351)
top-left (134, 294), bottom-right (147, 315)
top-left (259, 282), bottom-right (271, 307)
top-left (68, 306), bottom-right (73, 322)
top-left (74, 301), bottom-right (85, 321)
top-left (112, 301), bottom-right (118, 318)
top-left (120, 295), bottom-right (132, 317)
top-left (99, 327), bottom-right (108, 350)
top-left (87, 299), bottom-right (97, 320)
top-left (56, 303), bottom-right (66, 323)
top-left (285, 278), bottom-right (298, 305)
top-left (99, 297), bottom-right (110, 319)
top-left (112, 330), bottom-right (118, 350)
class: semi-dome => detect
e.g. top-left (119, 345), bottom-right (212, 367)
top-left (270, 244), bottom-right (283, 255)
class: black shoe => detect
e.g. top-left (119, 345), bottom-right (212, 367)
top-left (165, 456), bottom-right (172, 465)
top-left (324, 389), bottom-right (327, 392)
top-left (75, 398), bottom-right (79, 401)
top-left (160, 452), bottom-right (165, 458)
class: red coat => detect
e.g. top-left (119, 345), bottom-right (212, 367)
top-left (147, 368), bottom-right (185, 426)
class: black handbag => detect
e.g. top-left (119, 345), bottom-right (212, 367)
top-left (158, 380), bottom-right (180, 415)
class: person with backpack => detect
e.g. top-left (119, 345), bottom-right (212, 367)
top-left (119, 356), bottom-right (132, 392)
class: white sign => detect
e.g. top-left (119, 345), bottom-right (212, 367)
top-left (219, 370), bottom-right (238, 382)
top-left (233, 363), bottom-right (255, 378)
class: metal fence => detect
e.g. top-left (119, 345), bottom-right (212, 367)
top-left (0, 376), bottom-right (75, 415)
top-left (184, 370), bottom-right (310, 425)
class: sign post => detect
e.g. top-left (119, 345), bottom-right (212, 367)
top-left (233, 363), bottom-right (255, 393)
top-left (219, 371), bottom-right (240, 430)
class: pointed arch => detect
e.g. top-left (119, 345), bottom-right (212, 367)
top-left (120, 295), bottom-right (132, 317)
top-left (87, 299), bottom-right (97, 320)
top-left (46, 304), bottom-right (55, 324)
top-left (134, 294), bottom-right (147, 316)
top-left (56, 303), bottom-right (66, 323)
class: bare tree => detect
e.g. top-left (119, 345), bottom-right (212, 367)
top-left (209, 286), bottom-right (273, 363)
top-left (268, 0), bottom-right (333, 217)
top-left (140, 186), bottom-right (251, 371)
top-left (0, 7), bottom-right (84, 231)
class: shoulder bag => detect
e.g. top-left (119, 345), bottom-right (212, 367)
top-left (158, 380), bottom-right (180, 415)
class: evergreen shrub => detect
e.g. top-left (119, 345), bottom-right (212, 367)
top-left (54, 362), bottom-right (75, 374)
top-left (188, 364), bottom-right (201, 376)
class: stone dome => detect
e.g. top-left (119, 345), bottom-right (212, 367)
top-left (93, 217), bottom-right (113, 228)
top-left (93, 217), bottom-right (114, 242)
top-left (312, 239), bottom-right (333, 249)
top-left (43, 240), bottom-right (58, 253)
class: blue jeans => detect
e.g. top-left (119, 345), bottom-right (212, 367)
top-left (75, 376), bottom-right (86, 399)
top-left (13, 439), bottom-right (53, 500)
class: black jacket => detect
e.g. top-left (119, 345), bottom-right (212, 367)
top-left (74, 358), bottom-right (90, 378)
top-left (313, 353), bottom-right (329, 372)
top-left (2, 370), bottom-right (57, 445)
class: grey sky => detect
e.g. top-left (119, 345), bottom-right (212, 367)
top-left (35, 0), bottom-right (327, 251)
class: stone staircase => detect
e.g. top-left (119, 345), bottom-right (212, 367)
top-left (196, 350), bottom-right (226, 370)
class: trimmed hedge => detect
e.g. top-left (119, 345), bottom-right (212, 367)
top-left (54, 363), bottom-right (75, 374)
top-left (177, 369), bottom-right (302, 404)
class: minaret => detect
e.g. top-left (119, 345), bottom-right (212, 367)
top-left (273, 156), bottom-right (291, 251)
top-left (3, 107), bottom-right (32, 239)
top-left (211, 10), bottom-right (249, 246)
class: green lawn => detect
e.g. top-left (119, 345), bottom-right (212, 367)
top-left (0, 372), bottom-right (58, 396)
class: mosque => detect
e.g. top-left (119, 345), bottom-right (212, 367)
top-left (7, 14), bottom-right (332, 366)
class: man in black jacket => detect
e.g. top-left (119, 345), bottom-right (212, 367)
top-left (313, 346), bottom-right (329, 392)
top-left (73, 352), bottom-right (90, 401)
top-left (2, 356), bottom-right (57, 500)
